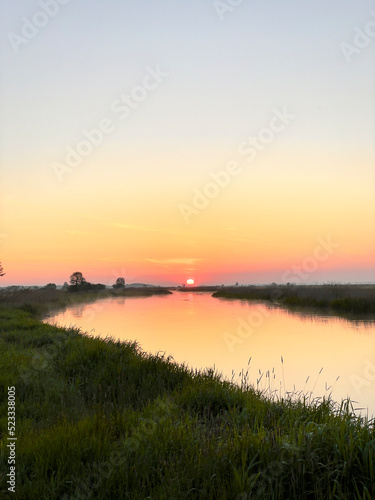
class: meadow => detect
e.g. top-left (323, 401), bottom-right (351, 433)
top-left (0, 286), bottom-right (172, 318)
top-left (212, 284), bottom-right (375, 316)
top-left (0, 290), bottom-right (374, 499)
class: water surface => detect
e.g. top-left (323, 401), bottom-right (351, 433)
top-left (45, 292), bottom-right (375, 416)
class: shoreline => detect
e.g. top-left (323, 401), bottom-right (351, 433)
top-left (0, 304), bottom-right (374, 498)
top-left (212, 284), bottom-right (375, 318)
top-left (2, 283), bottom-right (375, 320)
top-left (0, 286), bottom-right (172, 318)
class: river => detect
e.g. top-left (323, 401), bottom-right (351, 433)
top-left (44, 291), bottom-right (375, 417)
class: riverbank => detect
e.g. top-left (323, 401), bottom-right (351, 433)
top-left (213, 284), bottom-right (375, 317)
top-left (0, 286), bottom-right (172, 318)
top-left (0, 304), bottom-right (374, 499)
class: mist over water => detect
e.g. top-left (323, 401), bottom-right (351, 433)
top-left (45, 292), bottom-right (375, 417)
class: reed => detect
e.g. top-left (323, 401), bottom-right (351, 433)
top-left (213, 284), bottom-right (375, 316)
top-left (0, 286), bottom-right (172, 318)
top-left (0, 305), bottom-right (374, 499)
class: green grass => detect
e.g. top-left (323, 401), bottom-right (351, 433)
top-left (0, 286), bottom-right (172, 318)
top-left (0, 305), bottom-right (374, 499)
top-left (213, 284), bottom-right (375, 316)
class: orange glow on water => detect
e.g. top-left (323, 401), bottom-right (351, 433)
top-left (44, 292), bottom-right (375, 416)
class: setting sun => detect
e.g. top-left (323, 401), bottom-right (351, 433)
top-left (1, 2), bottom-right (374, 496)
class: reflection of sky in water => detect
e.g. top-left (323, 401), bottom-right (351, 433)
top-left (45, 292), bottom-right (375, 417)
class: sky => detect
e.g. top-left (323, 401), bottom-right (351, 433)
top-left (0, 0), bottom-right (374, 286)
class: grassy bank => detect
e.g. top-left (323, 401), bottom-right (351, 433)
top-left (0, 286), bottom-right (172, 318)
top-left (0, 305), bottom-right (374, 499)
top-left (213, 284), bottom-right (375, 316)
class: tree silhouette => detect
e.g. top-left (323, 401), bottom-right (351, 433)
top-left (70, 272), bottom-right (85, 287)
top-left (0, 263), bottom-right (5, 277)
top-left (113, 277), bottom-right (125, 289)
top-left (44, 283), bottom-right (57, 290)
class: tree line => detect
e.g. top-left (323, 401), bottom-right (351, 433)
top-left (68, 272), bottom-right (125, 292)
top-left (0, 264), bottom-right (125, 292)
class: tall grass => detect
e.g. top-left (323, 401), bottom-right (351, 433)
top-left (213, 284), bottom-right (375, 316)
top-left (0, 286), bottom-right (172, 318)
top-left (0, 305), bottom-right (374, 499)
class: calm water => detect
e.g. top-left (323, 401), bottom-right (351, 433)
top-left (44, 292), bottom-right (375, 417)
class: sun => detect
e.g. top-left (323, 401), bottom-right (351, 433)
top-left (186, 279), bottom-right (195, 285)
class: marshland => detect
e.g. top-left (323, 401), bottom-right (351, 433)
top-left (1, 284), bottom-right (375, 499)
top-left (2, 1), bottom-right (375, 498)
top-left (212, 283), bottom-right (375, 316)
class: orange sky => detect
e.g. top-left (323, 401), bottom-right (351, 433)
top-left (1, 150), bottom-right (374, 286)
top-left (1, 2), bottom-right (374, 286)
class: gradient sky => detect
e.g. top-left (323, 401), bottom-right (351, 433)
top-left (0, 0), bottom-right (374, 286)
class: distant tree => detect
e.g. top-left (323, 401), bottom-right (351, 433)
top-left (113, 277), bottom-right (125, 289)
top-left (62, 282), bottom-right (69, 290)
top-left (44, 283), bottom-right (57, 290)
top-left (235, 282), bottom-right (239, 287)
top-left (0, 263), bottom-right (5, 277)
top-left (70, 272), bottom-right (86, 287)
